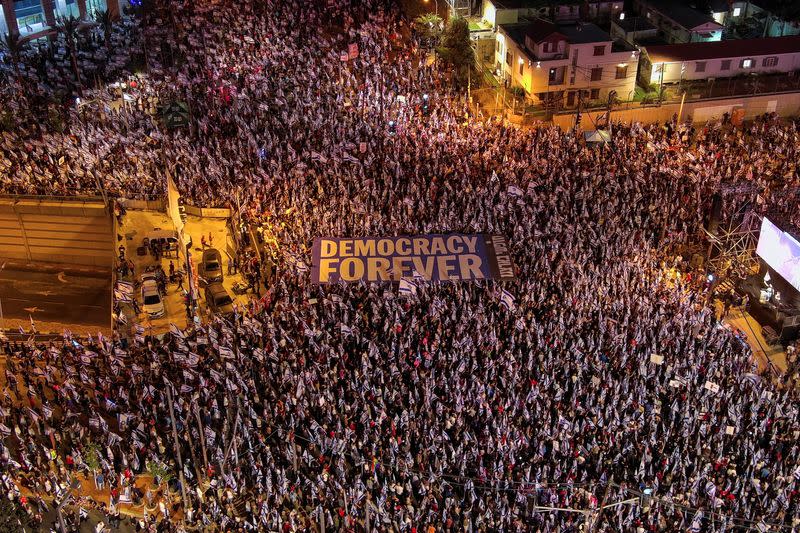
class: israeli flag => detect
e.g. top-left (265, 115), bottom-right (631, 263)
top-left (170, 323), bottom-right (185, 339)
top-left (507, 185), bottom-right (524, 197)
top-left (500, 289), bottom-right (516, 312)
top-left (399, 278), bottom-right (417, 297)
top-left (689, 510), bottom-right (703, 532)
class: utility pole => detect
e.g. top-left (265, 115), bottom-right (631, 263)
top-left (220, 401), bottom-right (241, 478)
top-left (57, 493), bottom-right (71, 533)
top-left (365, 495), bottom-right (370, 532)
top-left (588, 476), bottom-right (614, 533)
top-left (165, 381), bottom-right (190, 516)
top-left (193, 401), bottom-right (209, 475)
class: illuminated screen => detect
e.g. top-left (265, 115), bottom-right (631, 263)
top-left (756, 218), bottom-right (800, 291)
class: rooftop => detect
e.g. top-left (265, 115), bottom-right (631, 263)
top-left (559, 21), bottom-right (613, 44)
top-left (612, 38), bottom-right (638, 53)
top-left (643, 35), bottom-right (800, 63)
top-left (641, 0), bottom-right (723, 30)
top-left (519, 18), bottom-right (564, 42)
top-left (491, 0), bottom-right (586, 7)
top-left (613, 16), bottom-right (657, 33)
top-left (500, 20), bottom-right (614, 47)
top-left (708, 0), bottom-right (729, 12)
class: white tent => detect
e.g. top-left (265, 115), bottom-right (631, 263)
top-left (583, 129), bottom-right (612, 144)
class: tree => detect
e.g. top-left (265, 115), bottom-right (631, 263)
top-left (94, 9), bottom-right (114, 52)
top-left (84, 441), bottom-right (101, 486)
top-left (55, 14), bottom-right (83, 96)
top-left (0, 497), bottom-right (30, 531)
top-left (436, 16), bottom-right (475, 89)
top-left (146, 459), bottom-right (173, 489)
top-left (414, 13), bottom-right (443, 46)
top-left (0, 32), bottom-right (26, 92)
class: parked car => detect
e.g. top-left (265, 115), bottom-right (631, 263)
top-left (141, 277), bottom-right (165, 318)
top-left (205, 282), bottom-right (234, 316)
top-left (198, 247), bottom-right (224, 285)
top-left (143, 229), bottom-right (192, 254)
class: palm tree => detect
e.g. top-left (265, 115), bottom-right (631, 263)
top-left (0, 31), bottom-right (25, 91)
top-left (94, 8), bottom-right (113, 51)
top-left (55, 14), bottom-right (83, 96)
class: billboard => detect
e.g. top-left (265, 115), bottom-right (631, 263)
top-left (756, 217), bottom-right (800, 291)
top-left (311, 234), bottom-right (515, 284)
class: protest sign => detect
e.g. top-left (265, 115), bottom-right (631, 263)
top-left (311, 234), bottom-right (515, 284)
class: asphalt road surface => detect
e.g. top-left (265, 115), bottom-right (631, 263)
top-left (0, 268), bottom-right (111, 330)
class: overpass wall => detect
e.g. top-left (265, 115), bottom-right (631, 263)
top-left (0, 197), bottom-right (113, 268)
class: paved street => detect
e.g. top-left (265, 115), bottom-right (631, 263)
top-left (0, 268), bottom-right (111, 334)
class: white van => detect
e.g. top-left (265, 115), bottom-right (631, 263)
top-left (144, 229), bottom-right (192, 253)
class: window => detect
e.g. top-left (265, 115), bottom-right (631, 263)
top-left (741, 58), bottom-right (753, 68)
top-left (549, 67), bottom-right (564, 84)
top-left (720, 59), bottom-right (732, 71)
top-left (506, 51), bottom-right (511, 66)
top-left (763, 56), bottom-right (778, 67)
top-left (543, 42), bottom-right (550, 53)
top-left (496, 40), bottom-right (501, 53)
top-left (590, 88), bottom-right (600, 99)
top-left (732, 7), bottom-right (741, 16)
top-left (519, 60), bottom-right (524, 76)
top-left (615, 65), bottom-right (628, 79)
top-left (695, 61), bottom-right (706, 73)
top-left (593, 45), bottom-right (605, 56)
top-left (590, 67), bottom-right (603, 81)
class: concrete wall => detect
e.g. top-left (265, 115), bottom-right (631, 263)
top-left (552, 90), bottom-right (800, 130)
top-left (0, 197), bottom-right (112, 268)
top-left (120, 198), bottom-right (166, 211)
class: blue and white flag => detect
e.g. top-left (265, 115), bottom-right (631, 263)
top-left (500, 289), bottom-right (516, 312)
top-left (399, 278), bottom-right (417, 297)
top-left (507, 185), bottom-right (524, 197)
top-left (689, 510), bottom-right (703, 532)
top-left (170, 323), bottom-right (185, 339)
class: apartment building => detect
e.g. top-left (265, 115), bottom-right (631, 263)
top-left (495, 18), bottom-right (639, 108)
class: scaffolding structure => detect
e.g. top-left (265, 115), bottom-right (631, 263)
top-left (704, 189), bottom-right (761, 284)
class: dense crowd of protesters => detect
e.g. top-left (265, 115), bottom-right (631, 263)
top-left (1, 0), bottom-right (800, 531)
